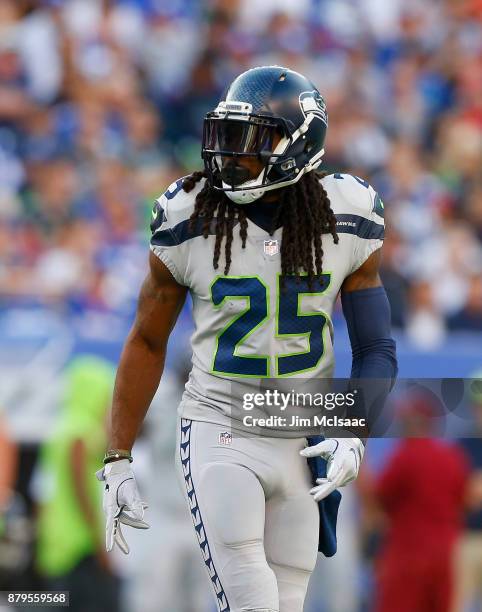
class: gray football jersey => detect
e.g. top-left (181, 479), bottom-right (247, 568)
top-left (150, 174), bottom-right (385, 436)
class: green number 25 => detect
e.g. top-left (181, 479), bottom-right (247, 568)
top-left (210, 274), bottom-right (331, 377)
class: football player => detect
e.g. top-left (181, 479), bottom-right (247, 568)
top-left (97, 66), bottom-right (397, 612)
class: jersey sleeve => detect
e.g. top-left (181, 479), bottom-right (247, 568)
top-left (149, 181), bottom-right (189, 286)
top-left (326, 173), bottom-right (385, 275)
top-left (351, 182), bottom-right (385, 274)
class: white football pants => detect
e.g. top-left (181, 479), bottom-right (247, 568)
top-left (175, 418), bottom-right (319, 612)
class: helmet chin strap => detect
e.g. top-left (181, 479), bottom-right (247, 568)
top-left (224, 185), bottom-right (266, 204)
top-left (222, 165), bottom-right (267, 204)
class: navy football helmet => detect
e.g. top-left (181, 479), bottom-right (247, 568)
top-left (202, 66), bottom-right (328, 204)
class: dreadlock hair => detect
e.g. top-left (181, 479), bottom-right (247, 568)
top-left (183, 170), bottom-right (339, 287)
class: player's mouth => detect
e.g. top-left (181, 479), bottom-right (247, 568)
top-left (221, 158), bottom-right (263, 186)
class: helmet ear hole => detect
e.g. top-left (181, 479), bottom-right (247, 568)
top-left (258, 151), bottom-right (272, 163)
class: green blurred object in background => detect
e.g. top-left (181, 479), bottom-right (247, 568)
top-left (36, 355), bottom-right (115, 578)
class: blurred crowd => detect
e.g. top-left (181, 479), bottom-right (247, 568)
top-left (0, 0), bottom-right (481, 346)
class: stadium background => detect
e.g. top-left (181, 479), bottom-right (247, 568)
top-left (0, 0), bottom-right (481, 611)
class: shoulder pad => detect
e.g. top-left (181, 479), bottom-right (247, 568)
top-left (150, 176), bottom-right (205, 234)
top-left (321, 173), bottom-right (384, 221)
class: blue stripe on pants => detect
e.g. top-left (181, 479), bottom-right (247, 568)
top-left (179, 419), bottom-right (230, 612)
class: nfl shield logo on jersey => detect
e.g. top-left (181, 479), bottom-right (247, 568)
top-left (264, 239), bottom-right (279, 256)
top-left (219, 432), bottom-right (232, 446)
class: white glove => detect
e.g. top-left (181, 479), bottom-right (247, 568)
top-left (96, 459), bottom-right (149, 554)
top-left (300, 437), bottom-right (364, 502)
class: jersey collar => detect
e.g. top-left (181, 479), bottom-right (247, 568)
top-left (244, 199), bottom-right (283, 233)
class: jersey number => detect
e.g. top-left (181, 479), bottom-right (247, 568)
top-left (211, 274), bottom-right (331, 377)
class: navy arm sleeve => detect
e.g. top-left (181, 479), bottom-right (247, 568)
top-left (341, 286), bottom-right (398, 438)
top-left (341, 286), bottom-right (398, 382)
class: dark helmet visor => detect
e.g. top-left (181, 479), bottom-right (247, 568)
top-left (203, 116), bottom-right (285, 157)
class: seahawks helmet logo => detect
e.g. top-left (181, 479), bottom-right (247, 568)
top-left (299, 91), bottom-right (328, 125)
